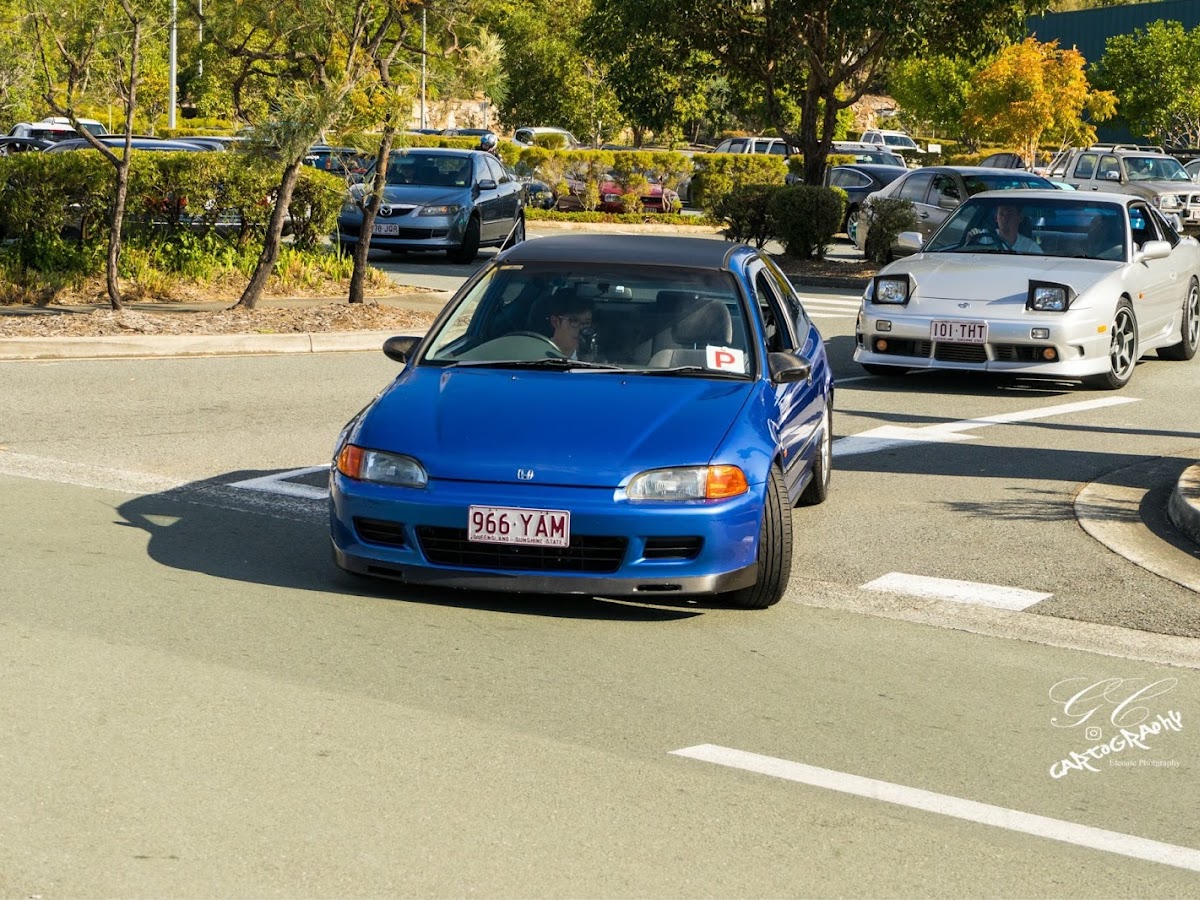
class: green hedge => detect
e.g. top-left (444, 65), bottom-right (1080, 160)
top-left (710, 182), bottom-right (846, 257)
top-left (689, 155), bottom-right (789, 215)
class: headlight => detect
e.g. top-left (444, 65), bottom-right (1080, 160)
top-left (602, 193), bottom-right (623, 203)
top-left (626, 466), bottom-right (748, 501)
top-left (1156, 194), bottom-right (1182, 209)
top-left (418, 204), bottom-right (461, 217)
top-left (336, 444), bottom-right (428, 487)
top-left (871, 274), bottom-right (912, 305)
top-left (1026, 280), bottom-right (1074, 312)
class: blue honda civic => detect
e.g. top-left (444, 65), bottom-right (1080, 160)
top-left (330, 234), bottom-right (834, 609)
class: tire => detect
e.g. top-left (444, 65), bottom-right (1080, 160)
top-left (502, 214), bottom-right (525, 250)
top-left (724, 465), bottom-right (793, 610)
top-left (862, 363), bottom-right (908, 377)
top-left (1158, 277), bottom-right (1199, 361)
top-left (1083, 298), bottom-right (1138, 390)
top-left (799, 404), bottom-right (832, 506)
top-left (447, 216), bottom-right (480, 263)
top-left (845, 207), bottom-right (860, 244)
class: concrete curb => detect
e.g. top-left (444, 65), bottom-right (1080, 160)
top-left (1168, 464), bottom-right (1200, 547)
top-left (0, 329), bottom-right (407, 361)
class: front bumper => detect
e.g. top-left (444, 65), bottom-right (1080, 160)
top-left (854, 304), bottom-right (1114, 378)
top-left (336, 209), bottom-right (466, 250)
top-left (330, 472), bottom-right (763, 597)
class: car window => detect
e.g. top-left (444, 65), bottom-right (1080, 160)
top-left (1098, 155), bottom-right (1120, 180)
top-left (830, 169), bottom-right (871, 189)
top-left (964, 173), bottom-right (1050, 194)
top-left (1073, 154), bottom-right (1097, 179)
top-left (482, 156), bottom-right (506, 183)
top-left (1128, 202), bottom-right (1161, 247)
top-left (751, 266), bottom-right (796, 353)
top-left (1148, 206), bottom-right (1181, 246)
top-left (930, 173), bottom-right (962, 209)
top-left (762, 257), bottom-right (809, 338)
top-left (897, 171), bottom-right (933, 203)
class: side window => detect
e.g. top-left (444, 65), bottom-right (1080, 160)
top-left (715, 139), bottom-right (732, 153)
top-left (515, 130), bottom-right (530, 144)
top-left (898, 171), bottom-right (933, 203)
top-left (729, 139), bottom-right (748, 153)
top-left (1128, 203), bottom-right (1160, 247)
top-left (1073, 154), bottom-right (1097, 179)
top-left (1149, 206), bottom-right (1181, 247)
top-left (830, 169), bottom-right (869, 189)
top-left (1098, 155), bottom-right (1120, 180)
top-left (930, 173), bottom-right (962, 209)
top-left (483, 156), bottom-right (506, 183)
top-left (752, 266), bottom-right (797, 353)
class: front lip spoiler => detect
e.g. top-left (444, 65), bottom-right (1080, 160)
top-left (333, 543), bottom-right (757, 597)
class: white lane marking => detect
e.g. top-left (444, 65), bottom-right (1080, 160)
top-left (0, 451), bottom-right (187, 494)
top-left (833, 396), bottom-right (1138, 457)
top-left (671, 744), bottom-right (1200, 874)
top-left (227, 465), bottom-right (330, 500)
top-left (862, 572), bottom-right (1050, 611)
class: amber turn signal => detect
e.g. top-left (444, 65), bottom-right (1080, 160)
top-left (706, 465), bottom-right (749, 499)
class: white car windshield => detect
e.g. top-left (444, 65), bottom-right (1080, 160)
top-left (925, 197), bottom-right (1133, 262)
top-left (422, 263), bottom-right (754, 377)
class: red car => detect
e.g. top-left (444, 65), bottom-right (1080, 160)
top-left (555, 172), bottom-right (680, 214)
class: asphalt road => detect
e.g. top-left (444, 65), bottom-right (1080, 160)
top-left (2, 250), bottom-right (1200, 896)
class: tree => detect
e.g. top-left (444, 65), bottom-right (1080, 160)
top-left (28, 0), bottom-right (163, 310)
top-left (963, 37), bottom-right (1116, 165)
top-left (587, 0), bottom-right (1041, 185)
top-left (887, 55), bottom-right (980, 146)
top-left (1092, 20), bottom-right (1200, 147)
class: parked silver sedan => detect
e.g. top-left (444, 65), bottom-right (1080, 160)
top-left (854, 190), bottom-right (1200, 389)
top-left (336, 148), bottom-right (525, 262)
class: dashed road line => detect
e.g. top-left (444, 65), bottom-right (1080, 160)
top-left (671, 744), bottom-right (1200, 874)
top-left (862, 572), bottom-right (1051, 611)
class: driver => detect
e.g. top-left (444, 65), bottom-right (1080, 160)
top-left (995, 203), bottom-right (1041, 253)
top-left (548, 293), bottom-right (594, 358)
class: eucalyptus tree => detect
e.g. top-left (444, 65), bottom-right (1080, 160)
top-left (27, 0), bottom-right (165, 309)
top-left (589, 0), bottom-right (1041, 183)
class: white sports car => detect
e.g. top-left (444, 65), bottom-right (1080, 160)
top-left (854, 190), bottom-right (1200, 389)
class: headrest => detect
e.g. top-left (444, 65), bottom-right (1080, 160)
top-left (673, 299), bottom-right (732, 345)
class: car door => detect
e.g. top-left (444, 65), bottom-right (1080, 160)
top-left (1127, 201), bottom-right (1178, 338)
top-left (896, 170), bottom-right (936, 238)
top-left (1068, 152), bottom-right (1099, 191)
top-left (925, 172), bottom-right (964, 236)
top-left (473, 156), bottom-right (506, 242)
top-left (749, 258), bottom-right (822, 499)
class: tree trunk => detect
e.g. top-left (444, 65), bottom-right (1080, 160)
top-left (105, 157), bottom-right (132, 310)
top-left (235, 159), bottom-right (304, 309)
top-left (349, 124), bottom-right (396, 304)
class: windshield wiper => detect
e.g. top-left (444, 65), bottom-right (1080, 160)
top-left (448, 358), bottom-right (623, 370)
top-left (626, 365), bottom-right (747, 379)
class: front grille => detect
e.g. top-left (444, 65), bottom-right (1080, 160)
top-left (377, 205), bottom-right (416, 218)
top-left (934, 342), bottom-right (987, 363)
top-left (994, 344), bottom-right (1052, 362)
top-left (416, 527), bottom-right (627, 573)
top-left (354, 517), bottom-right (408, 547)
top-left (374, 227), bottom-right (440, 240)
top-left (875, 338), bottom-right (932, 358)
top-left (643, 536), bottom-right (703, 560)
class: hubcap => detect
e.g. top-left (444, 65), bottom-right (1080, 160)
top-left (821, 408), bottom-right (832, 481)
top-left (847, 212), bottom-right (858, 244)
top-left (1110, 308), bottom-right (1137, 378)
top-left (1186, 282), bottom-right (1199, 347)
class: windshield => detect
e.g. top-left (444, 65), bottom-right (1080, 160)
top-left (962, 172), bottom-right (1052, 193)
top-left (925, 197), bottom-right (1130, 262)
top-left (883, 134), bottom-right (918, 150)
top-left (383, 152), bottom-right (473, 187)
top-left (1124, 155), bottom-right (1191, 182)
top-left (422, 263), bottom-right (754, 377)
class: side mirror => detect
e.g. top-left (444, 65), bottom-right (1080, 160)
top-left (477, 178), bottom-right (498, 191)
top-left (768, 351), bottom-right (813, 384)
top-left (1104, 171), bottom-right (1121, 181)
top-left (896, 231), bottom-right (924, 252)
top-left (382, 335), bottom-right (420, 363)
top-left (1137, 240), bottom-right (1172, 262)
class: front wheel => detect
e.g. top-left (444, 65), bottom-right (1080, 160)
top-left (1157, 277), bottom-right (1199, 361)
top-left (1083, 298), bottom-right (1138, 389)
top-left (447, 216), bottom-right (480, 263)
top-left (845, 207), bottom-right (860, 244)
top-left (724, 466), bottom-right (793, 610)
top-left (502, 214), bottom-right (525, 250)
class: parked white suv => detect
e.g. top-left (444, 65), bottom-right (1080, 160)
top-left (861, 129), bottom-right (921, 154)
top-left (712, 136), bottom-right (793, 156)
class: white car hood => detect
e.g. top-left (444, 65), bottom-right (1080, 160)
top-left (883, 253), bottom-right (1118, 304)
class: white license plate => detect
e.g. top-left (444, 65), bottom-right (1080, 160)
top-left (372, 222), bottom-right (400, 236)
top-left (468, 505), bottom-right (570, 547)
top-left (930, 320), bottom-right (987, 344)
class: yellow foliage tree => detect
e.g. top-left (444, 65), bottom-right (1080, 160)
top-left (963, 37), bottom-right (1117, 166)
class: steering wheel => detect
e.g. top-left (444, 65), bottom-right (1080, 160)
top-left (964, 228), bottom-right (1011, 252)
top-left (505, 331), bottom-right (566, 356)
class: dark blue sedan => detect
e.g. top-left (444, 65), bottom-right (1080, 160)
top-left (330, 235), bottom-right (834, 609)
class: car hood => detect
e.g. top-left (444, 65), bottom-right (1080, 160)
top-left (351, 183), bottom-right (467, 207)
top-left (353, 366), bottom-right (754, 487)
top-left (882, 253), bottom-right (1118, 304)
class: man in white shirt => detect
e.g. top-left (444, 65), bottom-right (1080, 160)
top-left (995, 203), bottom-right (1042, 253)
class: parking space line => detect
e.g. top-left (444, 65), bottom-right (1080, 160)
top-left (671, 744), bottom-right (1200, 873)
top-left (862, 572), bottom-right (1050, 611)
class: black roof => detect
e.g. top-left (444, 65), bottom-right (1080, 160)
top-left (498, 234), bottom-right (750, 269)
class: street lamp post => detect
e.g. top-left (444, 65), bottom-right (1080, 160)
top-left (168, 0), bottom-right (177, 129)
top-left (420, 5), bottom-right (427, 130)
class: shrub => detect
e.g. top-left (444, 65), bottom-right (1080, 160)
top-left (712, 183), bottom-right (782, 248)
top-left (767, 185), bottom-right (846, 259)
top-left (863, 197), bottom-right (919, 264)
top-left (690, 154), bottom-right (788, 215)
